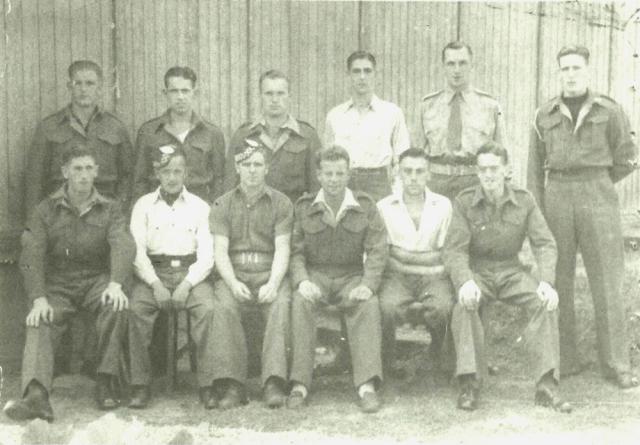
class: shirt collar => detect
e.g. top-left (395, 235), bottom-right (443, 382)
top-left (389, 183), bottom-right (440, 207)
top-left (443, 84), bottom-right (472, 104)
top-left (345, 94), bottom-right (381, 112)
top-left (549, 89), bottom-right (598, 114)
top-left (51, 185), bottom-right (108, 210)
top-left (470, 183), bottom-right (518, 208)
top-left (154, 109), bottom-right (203, 133)
top-left (311, 188), bottom-right (362, 219)
top-left (59, 104), bottom-right (103, 125)
top-left (233, 184), bottom-right (276, 203)
top-left (151, 186), bottom-right (189, 204)
top-left (250, 114), bottom-right (301, 136)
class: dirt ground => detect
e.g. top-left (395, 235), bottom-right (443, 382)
top-left (2, 248), bottom-right (640, 444)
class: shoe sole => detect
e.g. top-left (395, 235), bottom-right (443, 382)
top-left (3, 400), bottom-right (54, 423)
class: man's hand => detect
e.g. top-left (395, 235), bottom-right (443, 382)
top-left (230, 279), bottom-right (252, 302)
top-left (258, 281), bottom-right (279, 304)
top-left (151, 280), bottom-right (172, 310)
top-left (348, 285), bottom-right (373, 302)
top-left (101, 281), bottom-right (129, 312)
top-left (458, 280), bottom-right (481, 311)
top-left (537, 281), bottom-right (558, 311)
top-left (298, 280), bottom-right (322, 303)
top-left (26, 297), bottom-right (53, 328)
top-left (172, 280), bottom-right (192, 310)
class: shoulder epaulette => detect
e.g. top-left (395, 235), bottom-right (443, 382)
top-left (296, 120), bottom-right (316, 131)
top-left (294, 192), bottom-right (315, 206)
top-left (421, 90), bottom-right (443, 101)
top-left (473, 88), bottom-right (495, 99)
top-left (593, 94), bottom-right (618, 109)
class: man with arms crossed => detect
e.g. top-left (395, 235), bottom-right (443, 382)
top-left (128, 146), bottom-right (216, 409)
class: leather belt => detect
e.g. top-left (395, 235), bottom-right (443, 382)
top-left (427, 160), bottom-right (476, 176)
top-left (148, 254), bottom-right (197, 268)
top-left (547, 167), bottom-right (609, 181)
top-left (351, 166), bottom-right (389, 174)
top-left (230, 251), bottom-right (273, 266)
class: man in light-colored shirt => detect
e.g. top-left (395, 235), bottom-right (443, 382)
top-left (128, 146), bottom-right (216, 409)
top-left (325, 51), bottom-right (410, 201)
top-left (377, 148), bottom-right (454, 377)
top-left (416, 41), bottom-right (508, 201)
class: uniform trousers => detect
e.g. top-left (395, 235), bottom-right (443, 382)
top-left (290, 270), bottom-right (383, 389)
top-left (452, 264), bottom-right (559, 384)
top-left (21, 271), bottom-right (126, 393)
top-left (128, 265), bottom-right (215, 387)
top-left (210, 270), bottom-right (290, 386)
top-left (543, 172), bottom-right (630, 377)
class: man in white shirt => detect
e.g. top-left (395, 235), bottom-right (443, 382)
top-left (128, 146), bottom-right (216, 409)
top-left (377, 148), bottom-right (454, 377)
top-left (325, 51), bottom-right (410, 202)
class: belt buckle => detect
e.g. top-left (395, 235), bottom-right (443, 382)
top-left (170, 259), bottom-right (181, 268)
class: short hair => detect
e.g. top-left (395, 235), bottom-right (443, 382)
top-left (346, 50), bottom-right (376, 71)
top-left (399, 148), bottom-right (428, 164)
top-left (556, 45), bottom-right (590, 65)
top-left (68, 60), bottom-right (103, 80)
top-left (476, 141), bottom-right (509, 165)
top-left (164, 66), bottom-right (197, 88)
top-left (316, 145), bottom-right (351, 169)
top-left (259, 69), bottom-right (289, 92)
top-left (61, 144), bottom-right (96, 165)
top-left (441, 41), bottom-right (473, 62)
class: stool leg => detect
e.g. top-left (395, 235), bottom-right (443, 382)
top-left (166, 310), bottom-right (177, 391)
top-left (187, 313), bottom-right (197, 373)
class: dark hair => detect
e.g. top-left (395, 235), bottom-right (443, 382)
top-left (259, 69), bottom-right (289, 92)
top-left (399, 148), bottom-right (428, 164)
top-left (556, 45), bottom-right (590, 65)
top-left (164, 66), bottom-right (197, 88)
top-left (441, 41), bottom-right (473, 62)
top-left (316, 145), bottom-right (351, 169)
top-left (476, 141), bottom-right (509, 165)
top-left (346, 50), bottom-right (376, 71)
top-left (68, 60), bottom-right (103, 80)
top-left (62, 144), bottom-right (96, 165)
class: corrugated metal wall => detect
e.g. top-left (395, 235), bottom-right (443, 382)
top-left (1, 0), bottom-right (640, 234)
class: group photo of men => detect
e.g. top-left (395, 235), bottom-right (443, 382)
top-left (2, 37), bottom-right (638, 427)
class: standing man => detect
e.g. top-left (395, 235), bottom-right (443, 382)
top-left (133, 66), bottom-right (226, 203)
top-left (325, 51), bottom-right (410, 202)
top-left (224, 70), bottom-right (321, 204)
top-left (25, 60), bottom-right (133, 212)
top-left (128, 147), bottom-right (216, 409)
top-left (377, 148), bottom-right (454, 376)
top-left (444, 142), bottom-right (571, 413)
top-left (528, 45), bottom-right (638, 387)
top-left (288, 146), bottom-right (388, 413)
top-left (209, 140), bottom-right (292, 409)
top-left (4, 145), bottom-right (134, 421)
top-left (417, 42), bottom-right (508, 201)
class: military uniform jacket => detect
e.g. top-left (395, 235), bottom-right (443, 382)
top-left (223, 118), bottom-right (321, 204)
top-left (290, 189), bottom-right (388, 292)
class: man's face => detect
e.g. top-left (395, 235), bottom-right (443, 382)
top-left (558, 54), bottom-right (589, 97)
top-left (236, 151), bottom-right (268, 189)
top-left (68, 69), bottom-right (101, 109)
top-left (349, 58), bottom-right (375, 96)
top-left (443, 47), bottom-right (472, 90)
top-left (399, 156), bottom-right (428, 197)
top-left (164, 76), bottom-right (196, 115)
top-left (317, 159), bottom-right (350, 198)
top-left (62, 155), bottom-right (98, 195)
top-left (260, 77), bottom-right (290, 119)
top-left (477, 152), bottom-right (506, 196)
top-left (155, 156), bottom-right (187, 194)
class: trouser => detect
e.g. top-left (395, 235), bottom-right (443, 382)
top-left (426, 172), bottom-right (478, 201)
top-left (290, 270), bottom-right (383, 389)
top-left (128, 266), bottom-right (215, 387)
top-left (21, 271), bottom-right (127, 394)
top-left (349, 167), bottom-right (392, 202)
top-left (544, 171), bottom-right (629, 377)
top-left (378, 271), bottom-right (454, 370)
top-left (451, 265), bottom-right (559, 385)
top-left (210, 270), bottom-right (290, 386)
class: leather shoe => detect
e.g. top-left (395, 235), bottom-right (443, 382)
top-left (264, 379), bottom-right (286, 409)
top-left (611, 372), bottom-right (639, 389)
top-left (128, 386), bottom-right (150, 409)
top-left (358, 391), bottom-right (381, 413)
top-left (457, 385), bottom-right (478, 411)
top-left (3, 391), bottom-right (54, 423)
top-left (286, 390), bottom-right (307, 409)
top-left (535, 384), bottom-right (572, 413)
top-left (199, 386), bottom-right (217, 410)
top-left (96, 376), bottom-right (119, 410)
top-left (218, 382), bottom-right (246, 410)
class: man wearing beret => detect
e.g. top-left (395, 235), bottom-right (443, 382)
top-left (224, 69), bottom-right (321, 204)
top-left (209, 140), bottom-right (292, 409)
top-left (128, 146), bottom-right (216, 409)
top-left (133, 66), bottom-right (225, 204)
top-left (288, 145), bottom-right (388, 413)
top-left (4, 145), bottom-right (134, 421)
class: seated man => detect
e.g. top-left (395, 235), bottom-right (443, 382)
top-left (377, 148), bottom-right (454, 376)
top-left (128, 146), bottom-right (216, 409)
top-left (443, 142), bottom-right (572, 413)
top-left (4, 145), bottom-right (134, 422)
top-left (288, 146), bottom-right (388, 413)
top-left (209, 140), bottom-right (292, 409)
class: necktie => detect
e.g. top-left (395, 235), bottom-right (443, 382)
top-left (447, 92), bottom-right (462, 153)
